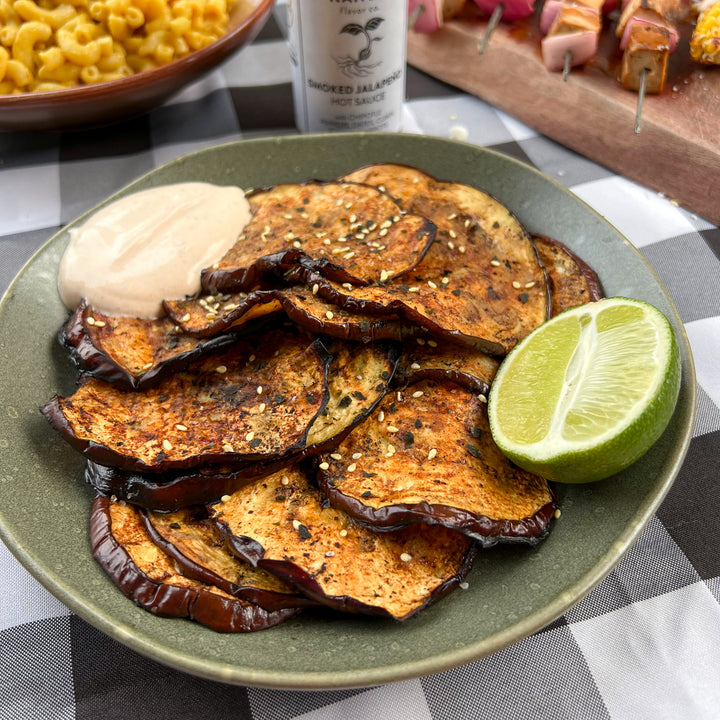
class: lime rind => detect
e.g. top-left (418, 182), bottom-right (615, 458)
top-left (488, 297), bottom-right (682, 484)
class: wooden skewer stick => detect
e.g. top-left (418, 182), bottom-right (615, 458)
top-left (562, 49), bottom-right (573, 81)
top-left (408, 3), bottom-right (425, 30)
top-left (634, 67), bottom-right (648, 134)
top-left (478, 3), bottom-right (504, 54)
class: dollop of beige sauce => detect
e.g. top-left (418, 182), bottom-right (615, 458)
top-left (58, 182), bottom-right (250, 319)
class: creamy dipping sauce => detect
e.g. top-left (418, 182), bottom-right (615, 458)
top-left (58, 182), bottom-right (250, 319)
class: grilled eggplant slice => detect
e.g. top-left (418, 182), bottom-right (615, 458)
top-left (84, 339), bottom-right (399, 509)
top-left (43, 329), bottom-right (330, 473)
top-left (532, 234), bottom-right (603, 316)
top-left (61, 301), bottom-right (245, 389)
top-left (316, 379), bottom-right (557, 547)
top-left (91, 496), bottom-right (299, 631)
top-left (309, 163), bottom-right (548, 354)
top-left (394, 338), bottom-right (500, 395)
top-left (141, 506), bottom-right (316, 611)
top-left (211, 466), bottom-right (476, 621)
top-left (200, 181), bottom-right (436, 292)
top-left (165, 287), bottom-right (418, 345)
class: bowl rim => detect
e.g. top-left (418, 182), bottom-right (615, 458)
top-left (0, 0), bottom-right (275, 110)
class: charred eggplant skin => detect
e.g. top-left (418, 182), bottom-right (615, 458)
top-left (90, 496), bottom-right (299, 632)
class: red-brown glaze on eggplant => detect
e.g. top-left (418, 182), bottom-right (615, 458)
top-left (90, 495), bottom-right (299, 632)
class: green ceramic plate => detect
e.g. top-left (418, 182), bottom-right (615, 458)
top-left (0, 133), bottom-right (696, 690)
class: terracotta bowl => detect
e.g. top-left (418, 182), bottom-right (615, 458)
top-left (0, 0), bottom-right (275, 132)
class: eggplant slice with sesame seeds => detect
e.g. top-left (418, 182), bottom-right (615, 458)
top-left (165, 286), bottom-right (422, 344)
top-left (394, 339), bottom-right (500, 396)
top-left (296, 163), bottom-right (549, 355)
top-left (210, 465), bottom-right (476, 621)
top-left (90, 496), bottom-right (299, 631)
top-left (532, 234), bottom-right (604, 317)
top-left (60, 300), bottom-right (258, 390)
top-left (83, 338), bottom-right (400, 510)
top-left (42, 328), bottom-right (331, 474)
top-left (141, 505), bottom-right (317, 611)
top-left (199, 180), bottom-right (437, 293)
top-left (315, 379), bottom-right (557, 547)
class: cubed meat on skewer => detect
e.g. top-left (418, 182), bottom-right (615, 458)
top-left (620, 22), bottom-right (671, 92)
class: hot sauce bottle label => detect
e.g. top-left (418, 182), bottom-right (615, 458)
top-left (288, 0), bottom-right (407, 133)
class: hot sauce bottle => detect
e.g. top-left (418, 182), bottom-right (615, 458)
top-left (287, 0), bottom-right (407, 132)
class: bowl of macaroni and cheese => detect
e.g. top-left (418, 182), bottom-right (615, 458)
top-left (0, 0), bottom-right (274, 131)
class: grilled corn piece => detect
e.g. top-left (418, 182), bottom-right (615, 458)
top-left (691, 0), bottom-right (720, 63)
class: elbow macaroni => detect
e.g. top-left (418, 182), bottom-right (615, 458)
top-left (0, 0), bottom-right (249, 93)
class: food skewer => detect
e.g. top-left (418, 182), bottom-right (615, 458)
top-left (540, 0), bottom-right (604, 75)
top-left (474, 0), bottom-right (536, 53)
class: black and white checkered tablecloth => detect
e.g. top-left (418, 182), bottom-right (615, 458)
top-left (1, 7), bottom-right (719, 720)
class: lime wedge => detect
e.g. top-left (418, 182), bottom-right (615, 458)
top-left (487, 297), bottom-right (681, 483)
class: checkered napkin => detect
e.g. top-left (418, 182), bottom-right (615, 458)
top-left (2, 9), bottom-right (720, 720)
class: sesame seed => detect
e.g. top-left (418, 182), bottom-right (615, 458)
top-left (459, 581), bottom-right (469, 590)
top-left (554, 508), bottom-right (562, 519)
top-left (256, 385), bottom-right (263, 394)
top-left (352, 452), bottom-right (362, 460)
top-left (312, 283), bottom-right (319, 295)
top-left (340, 529), bottom-right (348, 537)
top-left (87, 317), bottom-right (96, 326)
top-left (447, 212), bottom-right (457, 220)
top-left (525, 281), bottom-right (536, 289)
top-left (330, 453), bottom-right (342, 460)
top-left (176, 424), bottom-right (187, 431)
top-left (441, 276), bottom-right (450, 284)
top-left (512, 281), bottom-right (521, 289)
top-left (292, 519), bottom-right (301, 530)
top-left (245, 431), bottom-right (255, 442)
top-left (221, 494), bottom-right (232, 503)
top-left (380, 269), bottom-right (390, 282)
top-left (258, 403), bottom-right (266, 413)
top-left (143, 362), bottom-right (153, 370)
top-left (387, 443), bottom-right (396, 454)
top-left (319, 462), bottom-right (330, 470)
top-left (448, 241), bottom-right (455, 250)
top-left (323, 238), bottom-right (331, 245)
top-left (400, 553), bottom-right (412, 562)
top-left (249, 354), bottom-right (256, 362)
top-left (380, 220), bottom-right (392, 229)
top-left (326, 311), bottom-right (334, 320)
top-left (379, 228), bottom-right (388, 237)
top-left (408, 286), bottom-right (419, 293)
top-left (428, 280), bottom-right (437, 289)
top-left (163, 439), bottom-right (173, 451)
top-left (293, 240), bottom-right (302, 248)
top-left (428, 448), bottom-right (438, 460)
top-left (412, 391), bottom-right (424, 398)
top-left (223, 442), bottom-right (234, 452)
top-left (478, 394), bottom-right (488, 403)
top-left (325, 550), bottom-right (335, 557)
top-left (349, 214), bottom-right (357, 223)
top-left (347, 463), bottom-right (357, 472)
top-left (458, 246), bottom-right (466, 254)
top-left (378, 410), bottom-right (385, 422)
top-left (427, 340), bottom-right (438, 348)
top-left (342, 283), bottom-right (353, 290)
top-left (397, 391), bottom-right (403, 401)
top-left (491, 259), bottom-right (501, 267)
top-left (281, 475), bottom-right (290, 485)
top-left (410, 362), bottom-right (421, 370)
top-left (344, 251), bottom-right (355, 260)
top-left (387, 426), bottom-right (399, 433)
top-left (215, 365), bottom-right (227, 374)
top-left (448, 229), bottom-right (457, 239)
top-left (94, 320), bottom-right (106, 327)
top-left (181, 313), bottom-right (191, 322)
top-left (416, 338), bottom-right (426, 345)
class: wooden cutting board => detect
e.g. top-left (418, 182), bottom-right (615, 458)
top-left (406, 4), bottom-right (720, 226)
